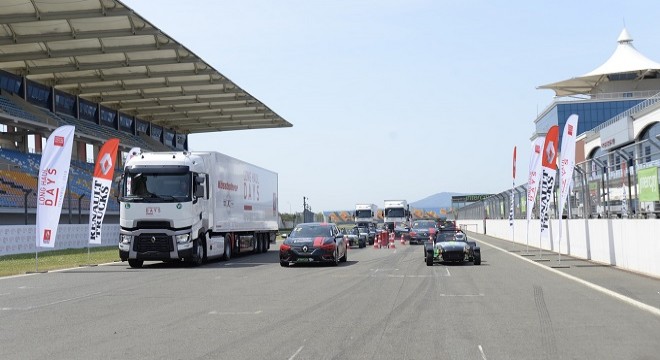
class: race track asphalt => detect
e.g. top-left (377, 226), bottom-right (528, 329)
top-left (1, 233), bottom-right (659, 360)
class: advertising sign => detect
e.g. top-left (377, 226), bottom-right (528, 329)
top-left (638, 166), bottom-right (659, 202)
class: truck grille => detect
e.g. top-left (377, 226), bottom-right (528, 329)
top-left (134, 234), bottom-right (173, 253)
top-left (136, 221), bottom-right (172, 229)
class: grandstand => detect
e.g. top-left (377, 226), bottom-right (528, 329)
top-left (0, 0), bottom-right (291, 226)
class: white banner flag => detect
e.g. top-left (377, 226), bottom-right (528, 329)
top-left (89, 138), bottom-right (119, 244)
top-left (509, 146), bottom-right (516, 227)
top-left (36, 125), bottom-right (75, 248)
top-left (558, 115), bottom-right (579, 221)
top-left (526, 137), bottom-right (545, 221)
top-left (539, 126), bottom-right (559, 239)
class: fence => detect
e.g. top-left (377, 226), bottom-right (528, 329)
top-left (456, 138), bottom-right (660, 220)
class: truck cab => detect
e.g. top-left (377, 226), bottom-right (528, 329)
top-left (118, 152), bottom-right (209, 268)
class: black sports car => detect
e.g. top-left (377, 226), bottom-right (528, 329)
top-left (425, 230), bottom-right (481, 266)
top-left (408, 220), bottom-right (437, 244)
top-left (280, 222), bottom-right (348, 267)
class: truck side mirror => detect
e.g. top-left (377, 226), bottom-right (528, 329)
top-left (194, 184), bottom-right (205, 198)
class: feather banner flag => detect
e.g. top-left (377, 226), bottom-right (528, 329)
top-left (539, 126), bottom-right (559, 239)
top-left (36, 125), bottom-right (75, 248)
top-left (88, 138), bottom-right (119, 244)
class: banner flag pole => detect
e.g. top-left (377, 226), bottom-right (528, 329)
top-left (554, 115), bottom-right (578, 268)
top-left (526, 137), bottom-right (545, 256)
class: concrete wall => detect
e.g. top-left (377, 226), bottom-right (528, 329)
top-left (457, 218), bottom-right (660, 278)
top-left (0, 224), bottom-right (118, 256)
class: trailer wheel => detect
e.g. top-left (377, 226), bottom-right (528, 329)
top-left (128, 259), bottom-right (143, 268)
top-left (253, 234), bottom-right (261, 254)
top-left (222, 234), bottom-right (232, 261)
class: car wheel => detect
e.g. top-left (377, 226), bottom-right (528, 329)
top-left (280, 261), bottom-right (289, 267)
top-left (340, 246), bottom-right (347, 263)
top-left (331, 250), bottom-right (339, 266)
top-left (426, 253), bottom-right (433, 266)
top-left (474, 255), bottom-right (481, 265)
top-left (128, 259), bottom-right (143, 268)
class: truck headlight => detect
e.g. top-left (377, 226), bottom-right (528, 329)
top-left (176, 234), bottom-right (191, 244)
top-left (120, 235), bottom-right (132, 244)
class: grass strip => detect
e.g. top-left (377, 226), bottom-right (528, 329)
top-left (0, 247), bottom-right (119, 277)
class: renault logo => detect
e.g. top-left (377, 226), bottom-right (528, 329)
top-left (302, 245), bottom-right (308, 252)
top-left (151, 236), bottom-right (156, 244)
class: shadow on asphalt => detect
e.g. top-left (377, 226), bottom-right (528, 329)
top-left (284, 260), bottom-right (358, 268)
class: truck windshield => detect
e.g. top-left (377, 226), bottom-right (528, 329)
top-left (355, 210), bottom-right (372, 218)
top-left (125, 172), bottom-right (191, 202)
top-left (385, 208), bottom-right (405, 217)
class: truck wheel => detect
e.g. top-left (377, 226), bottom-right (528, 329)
top-left (189, 237), bottom-right (205, 266)
top-left (426, 253), bottom-right (433, 266)
top-left (128, 259), bottom-right (143, 268)
top-left (222, 234), bottom-right (232, 261)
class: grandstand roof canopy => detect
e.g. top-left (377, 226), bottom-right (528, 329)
top-left (0, 0), bottom-right (292, 134)
top-left (538, 28), bottom-right (660, 96)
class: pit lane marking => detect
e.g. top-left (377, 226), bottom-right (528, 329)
top-left (208, 310), bottom-right (262, 315)
top-left (0, 291), bottom-right (102, 311)
top-left (478, 345), bottom-right (488, 360)
top-left (332, 273), bottom-right (450, 278)
top-left (476, 236), bottom-right (660, 318)
top-left (288, 345), bottom-right (304, 360)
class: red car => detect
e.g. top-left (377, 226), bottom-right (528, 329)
top-left (280, 223), bottom-right (348, 267)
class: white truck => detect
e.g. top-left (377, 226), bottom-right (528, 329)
top-left (118, 151), bottom-right (278, 268)
top-left (383, 199), bottom-right (410, 231)
top-left (354, 203), bottom-right (378, 227)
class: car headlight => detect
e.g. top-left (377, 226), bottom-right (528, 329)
top-left (176, 234), bottom-right (191, 244)
top-left (120, 235), bottom-right (132, 244)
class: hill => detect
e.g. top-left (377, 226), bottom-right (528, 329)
top-left (410, 192), bottom-right (463, 208)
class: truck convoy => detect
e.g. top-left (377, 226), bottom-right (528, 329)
top-left (118, 151), bottom-right (278, 268)
top-left (383, 199), bottom-right (410, 231)
top-left (354, 203), bottom-right (378, 227)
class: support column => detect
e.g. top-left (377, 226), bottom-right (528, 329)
top-left (34, 134), bottom-right (42, 153)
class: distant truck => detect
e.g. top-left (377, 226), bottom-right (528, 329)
top-left (383, 199), bottom-right (410, 231)
top-left (118, 151), bottom-right (278, 268)
top-left (354, 203), bottom-right (378, 227)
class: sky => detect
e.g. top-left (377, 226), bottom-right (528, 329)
top-left (123, 0), bottom-right (660, 213)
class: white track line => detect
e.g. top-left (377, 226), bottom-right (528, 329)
top-left (288, 346), bottom-right (304, 360)
top-left (478, 237), bottom-right (660, 318)
top-left (478, 345), bottom-right (488, 360)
